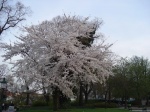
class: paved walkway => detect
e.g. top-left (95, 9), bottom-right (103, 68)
top-left (119, 107), bottom-right (150, 112)
top-left (132, 110), bottom-right (150, 112)
top-left (133, 107), bottom-right (150, 112)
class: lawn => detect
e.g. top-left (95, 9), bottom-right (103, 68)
top-left (20, 107), bottom-right (130, 112)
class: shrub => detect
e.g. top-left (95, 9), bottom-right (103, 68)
top-left (61, 101), bottom-right (71, 109)
top-left (71, 100), bottom-right (79, 106)
top-left (32, 101), bottom-right (48, 107)
top-left (85, 102), bottom-right (117, 108)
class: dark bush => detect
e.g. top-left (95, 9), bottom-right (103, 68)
top-left (32, 101), bottom-right (48, 107)
top-left (58, 93), bottom-right (71, 109)
top-left (71, 99), bottom-right (117, 108)
top-left (131, 100), bottom-right (141, 107)
top-left (60, 101), bottom-right (71, 109)
top-left (71, 100), bottom-right (79, 106)
top-left (85, 102), bottom-right (117, 108)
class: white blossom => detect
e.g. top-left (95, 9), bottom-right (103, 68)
top-left (0, 15), bottom-right (114, 97)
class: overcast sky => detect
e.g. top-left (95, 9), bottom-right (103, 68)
top-left (1, 0), bottom-right (150, 64)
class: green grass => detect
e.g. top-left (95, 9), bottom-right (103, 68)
top-left (20, 107), bottom-right (130, 112)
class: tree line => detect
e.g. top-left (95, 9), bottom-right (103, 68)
top-left (107, 56), bottom-right (150, 108)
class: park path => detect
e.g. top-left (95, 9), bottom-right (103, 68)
top-left (131, 107), bottom-right (150, 112)
top-left (119, 106), bottom-right (150, 112)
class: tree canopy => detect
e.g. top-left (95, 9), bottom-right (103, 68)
top-left (1, 15), bottom-right (114, 98)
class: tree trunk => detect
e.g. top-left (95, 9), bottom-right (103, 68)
top-left (53, 87), bottom-right (60, 111)
top-left (105, 91), bottom-right (107, 101)
top-left (83, 84), bottom-right (92, 104)
top-left (105, 91), bottom-right (108, 108)
top-left (79, 83), bottom-right (83, 106)
top-left (146, 96), bottom-right (149, 105)
top-left (108, 89), bottom-right (111, 103)
top-left (43, 86), bottom-right (49, 105)
top-left (42, 79), bottom-right (50, 105)
top-left (59, 92), bottom-right (70, 109)
top-left (26, 86), bottom-right (30, 105)
top-left (124, 96), bottom-right (127, 109)
top-left (84, 93), bottom-right (88, 104)
top-left (124, 89), bottom-right (128, 109)
top-left (44, 93), bottom-right (49, 105)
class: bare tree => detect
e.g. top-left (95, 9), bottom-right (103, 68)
top-left (0, 0), bottom-right (30, 36)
